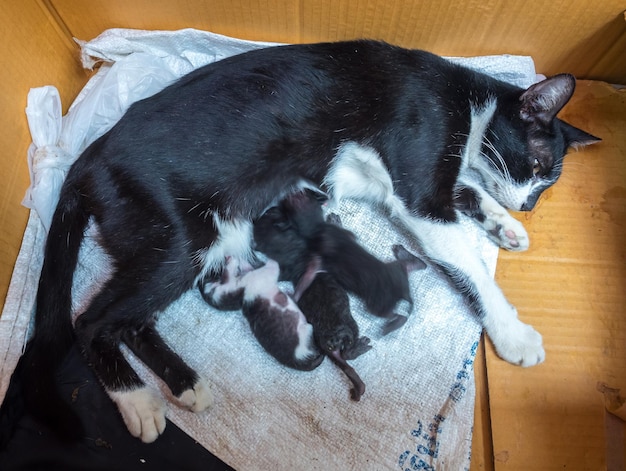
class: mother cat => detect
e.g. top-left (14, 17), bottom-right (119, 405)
top-left (2, 40), bottom-right (598, 444)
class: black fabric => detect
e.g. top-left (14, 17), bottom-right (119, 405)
top-left (0, 345), bottom-right (234, 471)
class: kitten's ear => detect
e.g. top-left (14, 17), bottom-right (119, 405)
top-left (519, 74), bottom-right (576, 125)
top-left (560, 121), bottom-right (602, 149)
top-left (304, 187), bottom-right (329, 204)
top-left (263, 206), bottom-right (293, 230)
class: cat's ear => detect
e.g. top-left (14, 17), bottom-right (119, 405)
top-left (560, 121), bottom-right (602, 149)
top-left (519, 74), bottom-right (576, 125)
top-left (521, 74), bottom-right (601, 148)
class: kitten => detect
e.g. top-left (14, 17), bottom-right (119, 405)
top-left (201, 257), bottom-right (323, 371)
top-left (252, 201), bottom-right (366, 352)
top-left (0, 39), bottom-right (599, 444)
top-left (281, 191), bottom-right (426, 332)
top-left (296, 273), bottom-right (370, 401)
top-left (253, 191), bottom-right (426, 399)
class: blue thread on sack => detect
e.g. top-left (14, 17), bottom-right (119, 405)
top-left (398, 341), bottom-right (479, 470)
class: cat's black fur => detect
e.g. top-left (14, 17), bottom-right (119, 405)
top-left (0, 39), bottom-right (599, 445)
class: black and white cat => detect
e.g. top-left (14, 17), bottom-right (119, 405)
top-left (0, 40), bottom-right (599, 444)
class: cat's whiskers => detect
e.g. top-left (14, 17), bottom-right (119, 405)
top-left (473, 148), bottom-right (509, 188)
top-left (481, 135), bottom-right (514, 186)
top-left (470, 147), bottom-right (531, 210)
top-left (451, 130), bottom-right (519, 206)
top-left (560, 160), bottom-right (583, 171)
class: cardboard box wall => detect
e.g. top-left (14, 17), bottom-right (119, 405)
top-left (1, 1), bottom-right (625, 469)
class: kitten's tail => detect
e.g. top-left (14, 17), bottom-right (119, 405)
top-left (0, 183), bottom-right (89, 448)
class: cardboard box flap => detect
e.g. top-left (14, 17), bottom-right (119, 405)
top-left (48, 0), bottom-right (626, 83)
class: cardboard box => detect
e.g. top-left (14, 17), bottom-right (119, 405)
top-left (486, 80), bottom-right (626, 470)
top-left (1, 1), bottom-right (625, 469)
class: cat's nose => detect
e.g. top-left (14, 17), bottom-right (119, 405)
top-left (521, 193), bottom-right (541, 211)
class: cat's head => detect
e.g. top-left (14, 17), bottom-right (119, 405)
top-left (478, 74), bottom-right (600, 211)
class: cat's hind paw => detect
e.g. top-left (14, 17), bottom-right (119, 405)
top-left (176, 376), bottom-right (214, 412)
top-left (109, 387), bottom-right (167, 443)
top-left (491, 320), bottom-right (545, 367)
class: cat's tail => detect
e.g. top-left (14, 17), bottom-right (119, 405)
top-left (0, 182), bottom-right (90, 449)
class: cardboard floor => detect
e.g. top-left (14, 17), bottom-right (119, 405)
top-left (471, 80), bottom-right (626, 470)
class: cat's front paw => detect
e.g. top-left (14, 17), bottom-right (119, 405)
top-left (110, 387), bottom-right (167, 443)
top-left (490, 319), bottom-right (545, 367)
top-left (485, 212), bottom-right (529, 251)
top-left (176, 377), bottom-right (214, 412)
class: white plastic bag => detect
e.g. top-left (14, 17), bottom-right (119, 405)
top-left (21, 29), bottom-right (280, 233)
top-left (22, 55), bottom-right (179, 231)
top-left (22, 86), bottom-right (73, 232)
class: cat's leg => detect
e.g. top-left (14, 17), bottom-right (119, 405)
top-left (454, 184), bottom-right (529, 251)
top-left (75, 309), bottom-right (166, 442)
top-left (323, 142), bottom-right (543, 365)
top-left (74, 261), bottom-right (195, 442)
top-left (75, 286), bottom-right (166, 442)
top-left (392, 207), bottom-right (545, 367)
top-left (122, 326), bottom-right (213, 413)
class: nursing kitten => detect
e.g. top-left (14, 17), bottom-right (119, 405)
top-left (286, 191), bottom-right (426, 329)
top-left (253, 202), bottom-right (370, 356)
top-left (201, 257), bottom-right (323, 371)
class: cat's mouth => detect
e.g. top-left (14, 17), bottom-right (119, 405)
top-left (469, 154), bottom-right (535, 211)
top-left (493, 178), bottom-right (547, 212)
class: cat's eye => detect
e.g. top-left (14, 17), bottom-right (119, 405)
top-left (532, 158), bottom-right (542, 176)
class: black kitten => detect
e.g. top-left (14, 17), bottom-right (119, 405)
top-left (296, 273), bottom-right (372, 401)
top-left (281, 191), bottom-right (427, 331)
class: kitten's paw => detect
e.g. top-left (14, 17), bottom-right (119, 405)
top-left (485, 212), bottom-right (529, 251)
top-left (109, 387), bottom-right (167, 443)
top-left (176, 377), bottom-right (214, 412)
top-left (343, 336), bottom-right (372, 360)
top-left (490, 320), bottom-right (545, 367)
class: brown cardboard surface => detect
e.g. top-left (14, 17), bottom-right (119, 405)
top-left (471, 337), bottom-right (495, 471)
top-left (49, 0), bottom-right (626, 83)
top-left (486, 81), bottom-right (626, 469)
top-left (1, 1), bottom-right (626, 467)
top-left (49, 0), bottom-right (302, 45)
top-left (579, 11), bottom-right (626, 84)
top-left (0, 0), bottom-right (88, 311)
top-left (297, 1), bottom-right (626, 83)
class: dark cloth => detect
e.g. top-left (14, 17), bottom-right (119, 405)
top-left (0, 345), bottom-right (233, 471)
